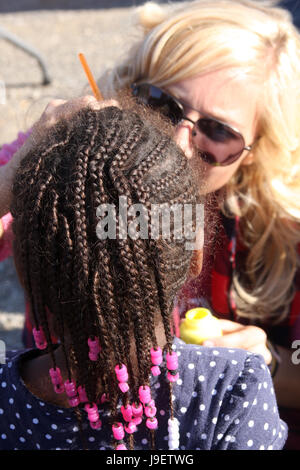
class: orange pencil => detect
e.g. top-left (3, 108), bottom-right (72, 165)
top-left (78, 53), bottom-right (103, 101)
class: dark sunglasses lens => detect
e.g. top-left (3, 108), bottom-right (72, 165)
top-left (199, 152), bottom-right (217, 165)
top-left (197, 118), bottom-right (244, 165)
top-left (132, 84), bottom-right (183, 124)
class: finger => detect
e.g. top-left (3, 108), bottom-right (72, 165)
top-left (41, 96), bottom-right (96, 123)
top-left (245, 343), bottom-right (272, 365)
top-left (35, 96), bottom-right (120, 136)
top-left (35, 99), bottom-right (68, 130)
top-left (216, 319), bottom-right (245, 333)
top-left (204, 325), bottom-right (267, 350)
top-left (94, 98), bottom-right (120, 109)
top-left (44, 99), bottom-right (66, 111)
top-left (46, 96), bottom-right (119, 119)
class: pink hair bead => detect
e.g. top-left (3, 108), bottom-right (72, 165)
top-left (115, 364), bottom-right (130, 393)
top-left (78, 386), bottom-right (88, 403)
top-left (166, 351), bottom-right (178, 370)
top-left (49, 367), bottom-right (64, 393)
top-left (85, 403), bottom-right (98, 414)
top-left (85, 402), bottom-right (102, 430)
top-left (33, 327), bottom-right (47, 350)
top-left (115, 364), bottom-right (128, 382)
top-left (112, 423), bottom-right (125, 441)
top-left (132, 402), bottom-right (143, 417)
top-left (88, 337), bottom-right (101, 361)
top-left (167, 371), bottom-right (179, 382)
top-left (139, 385), bottom-right (151, 404)
top-left (49, 367), bottom-right (62, 384)
top-left (124, 421), bottom-right (137, 434)
top-left (64, 379), bottom-right (80, 406)
top-left (49, 368), bottom-right (64, 394)
top-left (69, 396), bottom-right (80, 407)
top-left (146, 417), bottom-right (158, 430)
top-left (132, 417), bottom-right (142, 425)
top-left (90, 419), bottom-right (102, 430)
top-left (150, 347), bottom-right (162, 365)
top-left (64, 379), bottom-right (77, 397)
top-left (54, 384), bottom-right (64, 394)
top-left (88, 337), bottom-right (101, 353)
top-left (121, 404), bottom-right (133, 422)
top-left (116, 444), bottom-right (127, 450)
top-left (85, 403), bottom-right (100, 422)
top-left (144, 405), bottom-right (157, 418)
top-left (151, 365), bottom-right (161, 376)
top-left (89, 352), bottom-right (99, 361)
top-left (118, 382), bottom-right (129, 393)
top-left (100, 393), bottom-right (109, 404)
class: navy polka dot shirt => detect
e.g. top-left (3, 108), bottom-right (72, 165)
top-left (0, 337), bottom-right (287, 450)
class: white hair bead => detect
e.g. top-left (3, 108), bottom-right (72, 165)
top-left (168, 417), bottom-right (180, 450)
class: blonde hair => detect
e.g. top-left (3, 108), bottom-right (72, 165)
top-left (103, 0), bottom-right (300, 324)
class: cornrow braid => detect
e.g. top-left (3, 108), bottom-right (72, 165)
top-left (71, 111), bottom-right (100, 292)
top-left (24, 141), bottom-right (70, 366)
top-left (108, 118), bottom-right (155, 383)
top-left (128, 135), bottom-right (186, 346)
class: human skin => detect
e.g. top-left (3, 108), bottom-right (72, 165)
top-left (3, 85), bottom-right (299, 407)
top-left (168, 68), bottom-right (257, 195)
top-left (0, 96), bottom-right (118, 219)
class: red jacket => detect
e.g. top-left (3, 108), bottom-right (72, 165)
top-left (174, 213), bottom-right (300, 450)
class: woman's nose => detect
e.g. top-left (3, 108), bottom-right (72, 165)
top-left (174, 120), bottom-right (195, 159)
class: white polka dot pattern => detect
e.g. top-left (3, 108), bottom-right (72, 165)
top-left (0, 340), bottom-right (288, 450)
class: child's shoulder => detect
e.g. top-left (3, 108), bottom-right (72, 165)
top-left (173, 336), bottom-right (267, 374)
top-left (2, 347), bottom-right (34, 364)
top-left (1, 348), bottom-right (26, 369)
top-left (173, 336), bottom-right (271, 407)
top-left (0, 348), bottom-right (39, 385)
top-left (172, 337), bottom-right (287, 450)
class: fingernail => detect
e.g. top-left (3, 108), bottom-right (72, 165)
top-left (203, 340), bottom-right (214, 347)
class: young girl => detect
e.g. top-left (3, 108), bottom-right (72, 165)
top-left (0, 105), bottom-right (287, 450)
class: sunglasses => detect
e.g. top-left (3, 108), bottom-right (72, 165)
top-left (132, 83), bottom-right (254, 166)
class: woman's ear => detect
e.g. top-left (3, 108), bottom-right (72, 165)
top-left (241, 151), bottom-right (255, 166)
top-left (188, 249), bottom-right (203, 279)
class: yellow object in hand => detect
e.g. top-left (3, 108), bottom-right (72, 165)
top-left (179, 308), bottom-right (223, 345)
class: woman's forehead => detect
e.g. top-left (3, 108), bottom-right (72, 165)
top-left (168, 69), bottom-right (259, 136)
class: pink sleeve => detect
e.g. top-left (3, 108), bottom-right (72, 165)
top-left (0, 212), bottom-right (14, 262)
top-left (0, 130), bottom-right (32, 167)
top-left (0, 130), bottom-right (32, 260)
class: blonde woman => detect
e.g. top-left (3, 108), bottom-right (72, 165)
top-left (101, 0), bottom-right (300, 448)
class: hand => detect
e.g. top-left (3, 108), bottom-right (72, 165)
top-left (30, 95), bottom-right (119, 141)
top-left (11, 95), bottom-right (120, 168)
top-left (203, 319), bottom-right (272, 365)
top-left (0, 95), bottom-right (119, 218)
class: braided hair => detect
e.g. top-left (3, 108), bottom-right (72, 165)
top-left (11, 105), bottom-right (199, 450)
